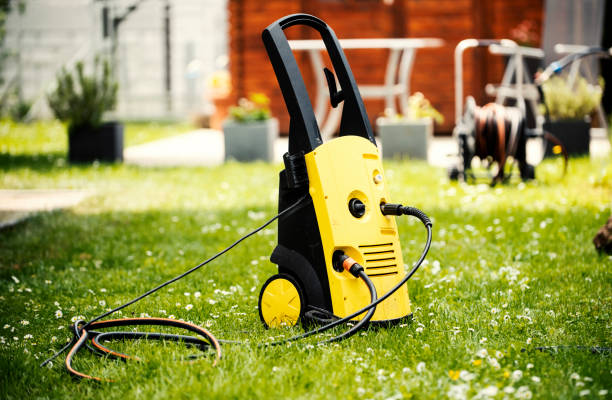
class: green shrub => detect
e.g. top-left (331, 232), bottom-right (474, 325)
top-left (47, 58), bottom-right (118, 134)
top-left (540, 76), bottom-right (603, 121)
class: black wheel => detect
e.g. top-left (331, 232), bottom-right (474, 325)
top-left (258, 273), bottom-right (305, 329)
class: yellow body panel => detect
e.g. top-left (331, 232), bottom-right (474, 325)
top-left (304, 136), bottom-right (411, 322)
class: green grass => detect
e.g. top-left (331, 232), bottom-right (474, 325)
top-left (0, 121), bottom-right (611, 399)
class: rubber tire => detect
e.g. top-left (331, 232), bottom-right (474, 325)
top-left (258, 273), bottom-right (305, 329)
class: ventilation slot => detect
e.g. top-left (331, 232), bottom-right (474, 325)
top-left (359, 243), bottom-right (398, 274)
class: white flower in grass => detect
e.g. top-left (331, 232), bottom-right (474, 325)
top-left (511, 370), bottom-right (523, 381)
top-left (415, 327), bottom-right (423, 333)
top-left (531, 376), bottom-right (540, 383)
top-left (526, 363), bottom-right (534, 369)
top-left (20, 320), bottom-right (29, 326)
top-left (98, 300), bottom-right (106, 307)
top-left (526, 337), bottom-right (532, 344)
top-left (402, 367), bottom-right (410, 374)
top-left (583, 377), bottom-right (593, 382)
top-left (55, 310), bottom-right (63, 319)
top-left (3, 324), bottom-right (9, 329)
top-left (487, 356), bottom-right (500, 369)
top-left (570, 372), bottom-right (580, 380)
top-left (503, 386), bottom-right (516, 394)
top-left (599, 390), bottom-right (608, 396)
top-left (477, 348), bottom-right (488, 358)
top-left (447, 384), bottom-right (469, 400)
top-left (194, 291), bottom-right (201, 298)
top-left (491, 307), bottom-right (499, 314)
top-left (357, 388), bottom-right (366, 396)
top-left (579, 390), bottom-right (590, 397)
top-left (576, 382), bottom-right (585, 387)
top-left (490, 320), bottom-right (498, 327)
top-left (168, 315), bottom-right (176, 319)
top-left (24, 334), bottom-right (32, 340)
top-left (11, 276), bottom-right (19, 284)
top-left (459, 370), bottom-right (476, 381)
top-left (184, 292), bottom-right (190, 297)
top-left (416, 362), bottom-right (426, 373)
top-left (185, 304), bottom-right (193, 311)
top-left (495, 350), bottom-right (503, 359)
top-left (476, 386), bottom-right (498, 398)
top-left (479, 337), bottom-right (487, 344)
top-left (515, 386), bottom-right (532, 399)
top-left (208, 299), bottom-right (217, 305)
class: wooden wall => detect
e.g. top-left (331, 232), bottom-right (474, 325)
top-left (217, 0), bottom-right (543, 135)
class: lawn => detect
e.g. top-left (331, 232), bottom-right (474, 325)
top-left (0, 121), bottom-right (611, 399)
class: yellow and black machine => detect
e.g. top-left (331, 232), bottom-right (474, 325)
top-left (258, 14), bottom-right (431, 329)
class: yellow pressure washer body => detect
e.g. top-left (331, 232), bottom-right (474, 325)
top-left (258, 14), bottom-right (411, 328)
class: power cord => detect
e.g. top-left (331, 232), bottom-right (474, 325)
top-left (40, 197), bottom-right (433, 382)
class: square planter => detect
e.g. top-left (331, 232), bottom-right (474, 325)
top-left (68, 121), bottom-right (124, 163)
top-left (223, 118), bottom-right (278, 162)
top-left (377, 117), bottom-right (432, 160)
top-left (543, 119), bottom-right (590, 157)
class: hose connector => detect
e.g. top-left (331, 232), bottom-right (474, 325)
top-left (380, 203), bottom-right (432, 227)
top-left (332, 251), bottom-right (364, 278)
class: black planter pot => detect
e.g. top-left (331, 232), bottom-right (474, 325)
top-left (68, 122), bottom-right (124, 163)
top-left (543, 119), bottom-right (590, 157)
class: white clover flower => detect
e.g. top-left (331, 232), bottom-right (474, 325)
top-left (55, 310), bottom-right (63, 319)
top-left (416, 362), bottom-right (426, 373)
top-left (459, 370), bottom-right (476, 381)
top-left (20, 320), bottom-right (29, 326)
top-left (477, 386), bottom-right (498, 397)
top-left (185, 304), bottom-right (193, 311)
top-left (477, 348), bottom-right (488, 358)
top-left (503, 386), bottom-right (516, 394)
top-left (487, 356), bottom-right (500, 369)
top-left (515, 385), bottom-right (532, 399)
top-left (512, 370), bottom-right (523, 381)
top-left (447, 384), bottom-right (469, 400)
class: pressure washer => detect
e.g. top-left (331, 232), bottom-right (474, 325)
top-left (41, 14), bottom-right (432, 381)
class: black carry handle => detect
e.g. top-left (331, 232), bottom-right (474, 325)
top-left (262, 14), bottom-right (375, 155)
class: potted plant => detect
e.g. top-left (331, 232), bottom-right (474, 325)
top-left (540, 75), bottom-right (603, 157)
top-left (376, 92), bottom-right (444, 160)
top-left (222, 93), bottom-right (278, 162)
top-left (47, 58), bottom-right (122, 163)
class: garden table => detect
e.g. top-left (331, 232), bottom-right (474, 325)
top-left (289, 38), bottom-right (444, 139)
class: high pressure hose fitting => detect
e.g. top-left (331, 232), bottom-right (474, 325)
top-left (380, 203), bottom-right (432, 227)
top-left (332, 251), bottom-right (365, 277)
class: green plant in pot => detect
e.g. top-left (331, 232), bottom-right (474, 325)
top-left (540, 75), bottom-right (603, 157)
top-left (222, 93), bottom-right (278, 162)
top-left (47, 58), bottom-right (123, 163)
top-left (376, 92), bottom-right (443, 160)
